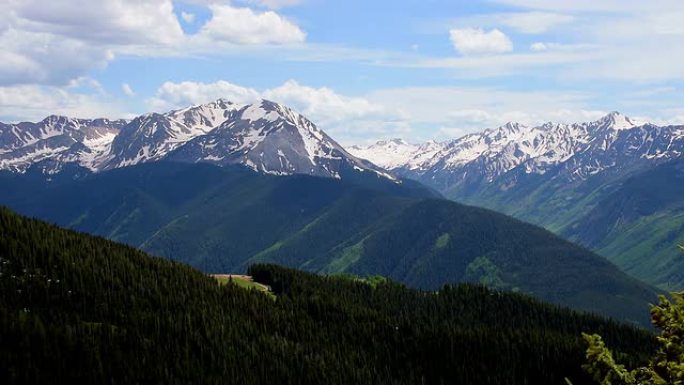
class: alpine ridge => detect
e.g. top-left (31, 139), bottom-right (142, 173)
top-left (348, 112), bottom-right (682, 188)
top-left (348, 112), bottom-right (684, 289)
top-left (0, 99), bottom-right (392, 180)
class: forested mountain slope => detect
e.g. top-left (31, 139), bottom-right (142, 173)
top-left (0, 208), bottom-right (655, 384)
top-left (561, 159), bottom-right (684, 290)
top-left (0, 162), bottom-right (659, 324)
top-left (349, 114), bottom-right (684, 290)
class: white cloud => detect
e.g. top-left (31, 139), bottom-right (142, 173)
top-left (364, 86), bottom-right (611, 140)
top-left (530, 42), bottom-right (548, 51)
top-left (13, 0), bottom-right (184, 45)
top-left (262, 80), bottom-right (390, 124)
top-left (400, 1), bottom-right (684, 83)
top-left (186, 0), bottom-right (305, 8)
top-left (0, 0), bottom-right (308, 87)
top-left (449, 28), bottom-right (513, 56)
top-left (0, 84), bottom-right (131, 122)
top-left (0, 0), bottom-right (182, 86)
top-left (181, 11), bottom-right (196, 24)
top-left (499, 12), bottom-right (573, 34)
top-left (405, 50), bottom-right (590, 79)
top-left (146, 79), bottom-right (649, 144)
top-left (240, 0), bottom-right (304, 9)
top-left (122, 83), bottom-right (135, 97)
top-left (5, 76), bottom-right (683, 145)
top-left (528, 42), bottom-right (594, 52)
top-left (200, 4), bottom-right (305, 44)
top-left (147, 80), bottom-right (262, 111)
top-left (0, 28), bottom-right (113, 86)
top-left (146, 79), bottom-right (400, 143)
top-left (445, 12), bottom-right (574, 35)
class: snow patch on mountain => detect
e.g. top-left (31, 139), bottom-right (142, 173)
top-left (0, 117), bottom-right (127, 172)
top-left (0, 99), bottom-right (396, 181)
top-left (349, 112), bottom-right (684, 189)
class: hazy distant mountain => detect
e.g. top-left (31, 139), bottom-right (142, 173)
top-left (0, 99), bottom-right (392, 180)
top-left (349, 112), bottom-right (684, 289)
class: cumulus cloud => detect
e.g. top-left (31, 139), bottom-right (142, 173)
top-left (0, 84), bottom-right (131, 122)
top-left (12, 0), bottom-right (184, 45)
top-left (449, 28), bottom-right (513, 56)
top-left (0, 0), bottom-right (182, 87)
top-left (262, 80), bottom-right (389, 124)
top-left (460, 0), bottom-right (684, 82)
top-left (146, 79), bottom-right (400, 143)
top-left (147, 79), bottom-right (645, 144)
top-left (0, 28), bottom-right (113, 86)
top-left (0, 0), bottom-right (308, 87)
top-left (199, 4), bottom-right (305, 44)
top-left (148, 79), bottom-right (389, 123)
top-left (147, 80), bottom-right (262, 111)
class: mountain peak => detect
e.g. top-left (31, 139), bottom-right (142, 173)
top-left (595, 111), bottom-right (636, 130)
top-left (239, 99), bottom-right (292, 123)
top-left (502, 121), bottom-right (524, 130)
top-left (212, 98), bottom-right (237, 108)
top-left (41, 115), bottom-right (73, 124)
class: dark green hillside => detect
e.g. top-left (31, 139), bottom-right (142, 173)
top-left (0, 162), bottom-right (659, 324)
top-left (0, 208), bottom-right (655, 384)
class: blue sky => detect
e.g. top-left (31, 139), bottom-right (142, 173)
top-left (1, 0), bottom-right (684, 144)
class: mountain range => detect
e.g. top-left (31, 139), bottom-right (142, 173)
top-left (349, 113), bottom-right (684, 289)
top-left (0, 101), bottom-right (668, 323)
top-left (0, 99), bottom-right (390, 180)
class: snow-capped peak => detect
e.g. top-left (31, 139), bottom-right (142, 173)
top-left (347, 138), bottom-right (420, 170)
top-left (594, 111), bottom-right (636, 131)
top-left (347, 111), bottom-right (684, 190)
top-left (17, 98), bottom-right (390, 180)
top-left (167, 99), bottom-right (241, 130)
top-left (173, 99), bottom-right (395, 180)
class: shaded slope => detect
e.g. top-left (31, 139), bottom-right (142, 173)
top-left (0, 162), bottom-right (659, 324)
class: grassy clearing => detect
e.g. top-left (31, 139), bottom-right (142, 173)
top-left (211, 274), bottom-right (275, 299)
